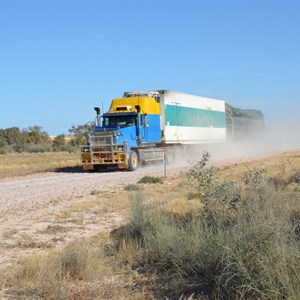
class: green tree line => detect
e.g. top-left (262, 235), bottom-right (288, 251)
top-left (0, 122), bottom-right (94, 154)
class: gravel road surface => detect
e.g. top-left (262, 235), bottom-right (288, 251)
top-left (0, 163), bottom-right (187, 219)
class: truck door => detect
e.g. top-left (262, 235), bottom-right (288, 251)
top-left (140, 115), bottom-right (146, 141)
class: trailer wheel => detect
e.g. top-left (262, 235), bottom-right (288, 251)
top-left (128, 150), bottom-right (139, 171)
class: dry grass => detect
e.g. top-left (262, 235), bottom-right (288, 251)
top-left (0, 188), bottom-right (137, 299)
top-left (1, 151), bottom-right (300, 299)
top-left (164, 197), bottom-right (205, 218)
top-left (4, 235), bottom-right (146, 300)
top-left (14, 234), bottom-right (53, 250)
top-left (2, 228), bottom-right (18, 239)
top-left (0, 152), bottom-right (80, 178)
top-left (217, 151), bottom-right (300, 182)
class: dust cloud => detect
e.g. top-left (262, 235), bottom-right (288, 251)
top-left (183, 113), bottom-right (300, 164)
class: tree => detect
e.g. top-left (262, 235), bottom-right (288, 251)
top-left (69, 122), bottom-right (95, 145)
top-left (27, 126), bottom-right (49, 144)
top-left (0, 129), bottom-right (8, 147)
top-left (52, 134), bottom-right (66, 148)
top-left (4, 127), bottom-right (21, 145)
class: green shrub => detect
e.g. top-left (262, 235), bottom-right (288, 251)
top-left (117, 154), bottom-right (300, 299)
top-left (0, 145), bottom-right (14, 154)
top-left (27, 144), bottom-right (52, 153)
top-left (124, 184), bottom-right (142, 191)
top-left (116, 191), bottom-right (149, 246)
top-left (288, 170), bottom-right (300, 184)
top-left (138, 176), bottom-right (163, 184)
top-left (241, 167), bottom-right (268, 190)
top-left (186, 151), bottom-right (218, 197)
top-left (214, 183), bottom-right (299, 299)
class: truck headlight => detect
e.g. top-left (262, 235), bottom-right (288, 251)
top-left (116, 131), bottom-right (123, 137)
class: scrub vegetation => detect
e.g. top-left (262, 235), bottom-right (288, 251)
top-left (1, 151), bottom-right (300, 299)
top-left (120, 153), bottom-right (300, 299)
top-left (0, 123), bottom-right (94, 177)
top-left (0, 123), bottom-right (94, 154)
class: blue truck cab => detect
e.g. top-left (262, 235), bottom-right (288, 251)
top-left (81, 92), bottom-right (163, 171)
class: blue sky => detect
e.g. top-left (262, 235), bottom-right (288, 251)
top-left (1, 0), bottom-right (299, 135)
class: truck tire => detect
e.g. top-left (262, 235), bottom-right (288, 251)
top-left (128, 150), bottom-right (139, 171)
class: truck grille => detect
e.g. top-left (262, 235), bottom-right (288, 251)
top-left (85, 135), bottom-right (127, 165)
top-left (90, 135), bottom-right (113, 152)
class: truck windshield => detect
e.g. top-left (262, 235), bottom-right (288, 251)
top-left (103, 116), bottom-right (136, 128)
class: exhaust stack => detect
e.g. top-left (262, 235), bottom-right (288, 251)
top-left (94, 107), bottom-right (101, 126)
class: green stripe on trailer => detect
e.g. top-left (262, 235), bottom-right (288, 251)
top-left (165, 104), bottom-right (226, 128)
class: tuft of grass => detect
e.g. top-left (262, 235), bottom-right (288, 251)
top-left (2, 229), bottom-right (18, 239)
top-left (39, 224), bottom-right (70, 235)
top-left (14, 234), bottom-right (53, 249)
top-left (138, 176), bottom-right (163, 184)
top-left (124, 184), bottom-right (142, 191)
top-left (4, 235), bottom-right (143, 299)
top-left (90, 189), bottom-right (101, 195)
top-left (54, 210), bottom-right (72, 221)
top-left (163, 198), bottom-right (204, 220)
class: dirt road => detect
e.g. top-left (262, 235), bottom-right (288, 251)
top-left (0, 164), bottom-right (184, 218)
top-left (0, 163), bottom-right (189, 273)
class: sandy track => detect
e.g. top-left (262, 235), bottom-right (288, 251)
top-left (0, 150), bottom-right (275, 219)
top-left (0, 164), bottom-right (186, 219)
top-left (0, 163), bottom-right (190, 275)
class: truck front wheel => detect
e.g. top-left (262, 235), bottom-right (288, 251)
top-left (128, 150), bottom-right (139, 171)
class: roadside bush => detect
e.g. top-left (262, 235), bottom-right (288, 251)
top-left (126, 191), bottom-right (148, 244)
top-left (138, 176), bottom-right (163, 184)
top-left (186, 151), bottom-right (217, 197)
top-left (117, 153), bottom-right (300, 299)
top-left (215, 184), bottom-right (299, 299)
top-left (6, 236), bottom-right (113, 299)
top-left (241, 167), bottom-right (268, 191)
top-left (288, 170), bottom-right (300, 184)
top-left (0, 145), bottom-right (14, 154)
top-left (13, 142), bottom-right (28, 153)
top-left (124, 184), bottom-right (142, 191)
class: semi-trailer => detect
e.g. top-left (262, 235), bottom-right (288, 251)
top-left (80, 90), bottom-right (264, 171)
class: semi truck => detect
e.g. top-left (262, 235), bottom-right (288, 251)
top-left (80, 90), bottom-right (264, 171)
